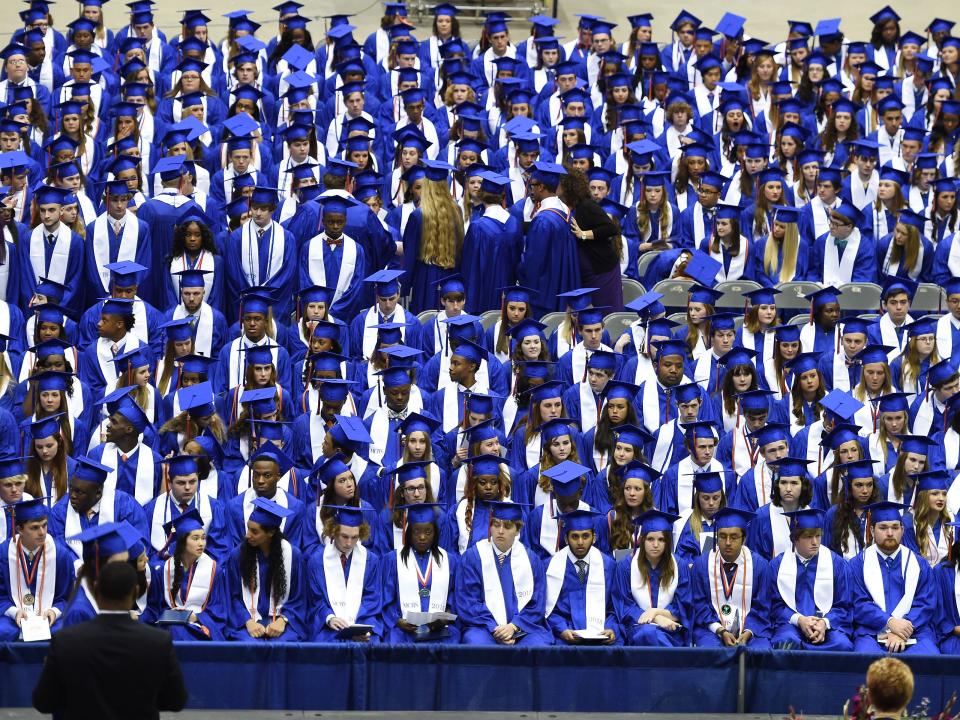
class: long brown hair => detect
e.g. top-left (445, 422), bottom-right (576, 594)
top-left (608, 480), bottom-right (653, 550)
top-left (636, 531), bottom-right (676, 589)
top-left (912, 489), bottom-right (952, 564)
top-left (25, 433), bottom-right (69, 502)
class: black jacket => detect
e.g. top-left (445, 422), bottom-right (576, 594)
top-left (32, 613), bottom-right (188, 720)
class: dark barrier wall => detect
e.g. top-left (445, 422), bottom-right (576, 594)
top-left (1, 643), bottom-right (956, 713)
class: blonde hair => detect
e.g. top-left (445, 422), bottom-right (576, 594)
top-left (417, 178), bottom-right (463, 269)
top-left (763, 220), bottom-right (799, 282)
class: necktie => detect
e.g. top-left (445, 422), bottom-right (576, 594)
top-left (257, 227), bottom-right (265, 239)
top-left (46, 233), bottom-right (55, 244)
top-left (498, 552), bottom-right (507, 567)
top-left (120, 453), bottom-right (128, 462)
top-left (112, 220), bottom-right (122, 236)
top-left (340, 552), bottom-right (348, 570)
top-left (895, 326), bottom-right (905, 345)
top-left (834, 237), bottom-right (848, 254)
top-left (575, 559), bottom-right (587, 584)
top-left (110, 342), bottom-right (119, 356)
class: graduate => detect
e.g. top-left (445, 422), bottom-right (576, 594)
top-left (76, 297), bottom-right (150, 400)
top-left (730, 423), bottom-right (791, 513)
top-left (428, 338), bottom-right (492, 433)
top-left (83, 181), bottom-right (153, 300)
top-left (768, 508), bottom-right (853, 651)
top-left (746, 457), bottom-right (816, 561)
top-left (348, 270), bottom-right (421, 361)
top-left (673, 472), bottom-right (727, 566)
top-left (690, 507), bottom-right (772, 649)
top-left (148, 508), bottom-right (228, 641)
top-left (847, 501), bottom-right (940, 654)
top-left (935, 278), bottom-right (960, 361)
top-left (47, 456), bottom-right (149, 568)
top-left (225, 187), bottom-right (298, 320)
top-left (657, 420), bottom-right (730, 516)
top-left (298, 196), bottom-right (367, 321)
top-left (86, 387), bottom-right (161, 506)
top-left (902, 470), bottom-right (953, 567)
top-left (523, 460), bottom-right (597, 561)
top-left (380, 502), bottom-right (460, 644)
top-left (516, 162), bottom-right (579, 317)
top-left (937, 523), bottom-right (960, 655)
top-left (214, 291), bottom-right (293, 395)
top-left (614, 509), bottom-right (690, 647)
top-left (18, 186), bottom-right (85, 316)
top-left (306, 504), bottom-right (382, 642)
top-left (635, 339), bottom-right (691, 436)
top-left (61, 520), bottom-right (150, 627)
top-left (546, 508), bottom-right (620, 645)
top-left (165, 269), bottom-right (229, 362)
top-left (455, 499), bottom-right (553, 646)
top-left (808, 204), bottom-right (878, 286)
top-left (142, 455), bottom-right (230, 565)
top-left (224, 497), bottom-right (306, 641)
top-left (0, 497), bottom-right (75, 640)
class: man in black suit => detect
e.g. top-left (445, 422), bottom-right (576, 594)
top-left (32, 561), bottom-right (188, 719)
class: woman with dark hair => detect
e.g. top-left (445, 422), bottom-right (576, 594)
top-left (149, 503), bottom-right (228, 641)
top-left (381, 502), bottom-right (459, 643)
top-left (747, 458), bottom-right (814, 560)
top-left (226, 497), bottom-right (305, 641)
top-left (310, 454), bottom-right (376, 550)
top-left (441, 455), bottom-right (512, 554)
top-left (712, 348), bottom-right (760, 433)
top-left (582, 382), bottom-right (642, 474)
top-left (700, 203), bottom-right (756, 283)
top-left (599, 459), bottom-right (657, 556)
top-left (164, 206), bottom-right (223, 312)
top-left (867, 6), bottom-right (901, 74)
top-left (785, 353), bottom-right (826, 433)
top-left (563, 170), bottom-right (622, 310)
top-left (903, 470), bottom-right (953, 567)
top-left (614, 509), bottom-right (689, 646)
top-left (881, 436), bottom-right (934, 506)
top-left (822, 460), bottom-right (880, 561)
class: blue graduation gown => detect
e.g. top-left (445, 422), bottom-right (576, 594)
top-left (547, 550), bottom-right (622, 644)
top-left (147, 555), bottom-right (228, 641)
top-left (937, 562), bottom-right (960, 655)
top-left (224, 541), bottom-right (306, 641)
top-left (690, 549), bottom-right (772, 648)
top-left (142, 493), bottom-right (231, 564)
top-left (459, 211), bottom-right (524, 313)
top-left (0, 537), bottom-right (75, 641)
top-left (674, 515), bottom-right (718, 567)
top-left (768, 549), bottom-right (853, 650)
top-left (380, 548), bottom-right (461, 644)
top-left (86, 443), bottom-right (163, 505)
top-left (47, 490), bottom-right (150, 561)
top-left (613, 554), bottom-right (690, 647)
top-left (455, 541), bottom-right (553, 645)
top-left (82, 215), bottom-right (154, 300)
top-left (401, 209), bottom-right (451, 315)
top-left (225, 490), bottom-right (308, 554)
top-left (808, 230), bottom-right (878, 284)
top-left (78, 298), bottom-right (165, 363)
top-left (306, 545), bottom-right (383, 642)
top-left (17, 227), bottom-right (86, 315)
top-left (516, 204), bottom-right (580, 317)
top-left (847, 547), bottom-right (940, 654)
top-left (224, 221), bottom-right (298, 319)
top-left (297, 234), bottom-right (367, 320)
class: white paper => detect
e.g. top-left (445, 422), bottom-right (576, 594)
top-left (20, 615), bottom-right (52, 642)
top-left (404, 611), bottom-right (457, 626)
top-left (573, 629), bottom-right (609, 640)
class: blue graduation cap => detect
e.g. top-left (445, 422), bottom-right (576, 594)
top-left (621, 460), bottom-right (661, 485)
top-left (72, 456), bottom-right (113, 485)
top-left (855, 344), bottom-right (894, 366)
top-left (694, 472), bottom-right (725, 494)
top-left (863, 501), bottom-right (907, 525)
top-left (68, 520), bottom-right (143, 561)
top-left (632, 509), bottom-right (681, 534)
top-left (561, 509), bottom-right (602, 533)
top-left (249, 497), bottom-right (295, 529)
top-left (542, 459), bottom-right (590, 496)
top-left (178, 381), bottom-right (217, 418)
top-left (484, 500), bottom-right (528, 523)
top-left (329, 415), bottom-right (372, 453)
top-left (782, 508), bottom-right (825, 532)
top-left (684, 251), bottom-right (722, 289)
top-left (466, 454), bottom-right (508, 478)
top-left (911, 469), bottom-right (951, 493)
top-left (712, 507), bottom-right (754, 531)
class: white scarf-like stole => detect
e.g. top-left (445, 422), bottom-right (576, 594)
top-left (568, 343), bottom-right (613, 385)
top-left (651, 419), bottom-right (678, 474)
top-left (162, 553), bottom-right (216, 612)
top-left (823, 229), bottom-right (861, 286)
top-left (102, 443), bottom-right (155, 506)
top-left (708, 547), bottom-right (754, 631)
top-left (64, 492), bottom-right (116, 564)
top-left (322, 541), bottom-right (366, 624)
top-left (579, 382), bottom-right (600, 433)
top-left (92, 212), bottom-right (138, 292)
top-left (630, 553), bottom-right (679, 612)
top-left (240, 221), bottom-right (285, 287)
top-left (709, 237), bottom-right (749, 282)
top-left (397, 547), bottom-right (451, 616)
top-left (172, 302), bottom-right (214, 357)
top-left (776, 546), bottom-right (834, 616)
top-left (850, 173), bottom-right (879, 210)
top-left (29, 224), bottom-right (72, 286)
top-left (241, 538), bottom-right (292, 622)
top-left (361, 306), bottom-right (411, 360)
top-left (769, 504), bottom-right (797, 557)
top-left (878, 313), bottom-right (912, 360)
top-left (149, 492), bottom-right (213, 553)
top-left (862, 544), bottom-right (920, 618)
top-left (478, 538), bottom-right (534, 626)
top-left (539, 499), bottom-right (589, 556)
top-left (936, 314), bottom-right (960, 361)
top-left (545, 546), bottom-right (606, 632)
top-left (6, 535), bottom-right (57, 614)
top-left (307, 234), bottom-right (358, 305)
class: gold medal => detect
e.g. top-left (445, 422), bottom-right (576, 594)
top-left (23, 593), bottom-right (35, 607)
top-left (721, 603), bottom-right (731, 616)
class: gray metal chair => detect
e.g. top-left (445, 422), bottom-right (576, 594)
top-left (668, 312), bottom-right (688, 325)
top-left (540, 311), bottom-right (566, 337)
top-left (636, 250), bottom-right (662, 282)
top-left (621, 278), bottom-right (645, 305)
top-left (788, 314), bottom-right (810, 326)
top-left (913, 283), bottom-right (946, 314)
top-left (479, 309), bottom-right (500, 331)
top-left (839, 282), bottom-right (883, 313)
top-left (603, 312), bottom-right (637, 343)
top-left (652, 279), bottom-right (694, 310)
top-left (417, 309), bottom-right (437, 326)
top-left (715, 279), bottom-right (762, 309)
top-left (777, 281), bottom-right (822, 310)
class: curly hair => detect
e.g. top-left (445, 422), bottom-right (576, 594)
top-left (866, 657), bottom-right (913, 714)
top-left (239, 530), bottom-right (287, 607)
top-left (417, 178), bottom-right (463, 268)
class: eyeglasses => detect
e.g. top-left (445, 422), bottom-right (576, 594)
top-left (677, 29), bottom-right (695, 36)
top-left (829, 218), bottom-right (852, 227)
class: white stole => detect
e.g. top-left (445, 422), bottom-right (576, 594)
top-left (6, 535), bottom-right (57, 614)
top-left (241, 488), bottom-right (291, 534)
top-left (91, 212), bottom-right (138, 292)
top-left (823, 229), bottom-right (861, 287)
top-left (239, 221), bottom-right (285, 286)
top-left (169, 253), bottom-right (215, 304)
top-left (708, 547), bottom-right (754, 631)
top-left (397, 548), bottom-right (450, 616)
top-left (776, 546), bottom-right (834, 615)
top-left (64, 492), bottom-right (117, 562)
top-left (240, 538), bottom-right (292, 622)
top-left (322, 541), bottom-right (367, 624)
top-left (29, 224), bottom-right (72, 285)
top-left (172, 303), bottom-right (214, 358)
top-left (361, 306), bottom-right (411, 360)
top-left (545, 546), bottom-right (606, 632)
top-left (149, 492), bottom-right (213, 553)
top-left (862, 545), bottom-right (920, 617)
top-left (478, 539), bottom-right (534, 626)
top-left (103, 443), bottom-right (155, 506)
top-left (630, 553), bottom-right (679, 611)
top-left (161, 553), bottom-right (216, 611)
top-left (307, 234), bottom-right (358, 305)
